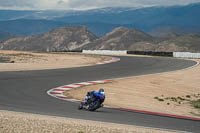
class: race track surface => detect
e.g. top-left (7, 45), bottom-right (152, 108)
top-left (0, 56), bottom-right (199, 132)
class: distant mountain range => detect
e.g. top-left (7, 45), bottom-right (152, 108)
top-left (0, 7), bottom-right (137, 21)
top-left (1, 26), bottom-right (200, 52)
top-left (0, 19), bottom-right (66, 36)
top-left (0, 3), bottom-right (200, 36)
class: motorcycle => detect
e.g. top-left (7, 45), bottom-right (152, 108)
top-left (78, 94), bottom-right (104, 111)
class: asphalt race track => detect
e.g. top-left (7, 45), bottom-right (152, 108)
top-left (0, 56), bottom-right (199, 132)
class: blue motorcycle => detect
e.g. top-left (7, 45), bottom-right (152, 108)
top-left (78, 91), bottom-right (105, 111)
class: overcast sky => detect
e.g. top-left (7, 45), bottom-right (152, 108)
top-left (0, 0), bottom-right (200, 10)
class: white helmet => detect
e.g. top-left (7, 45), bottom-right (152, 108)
top-left (99, 88), bottom-right (105, 95)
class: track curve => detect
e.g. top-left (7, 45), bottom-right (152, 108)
top-left (0, 56), bottom-right (199, 132)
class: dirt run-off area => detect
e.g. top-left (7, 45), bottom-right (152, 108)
top-left (66, 59), bottom-right (200, 118)
top-left (0, 50), bottom-right (111, 71)
top-left (0, 110), bottom-right (175, 133)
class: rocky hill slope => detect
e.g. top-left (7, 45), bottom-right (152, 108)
top-left (0, 26), bottom-right (97, 52)
top-left (1, 26), bottom-right (200, 52)
top-left (155, 34), bottom-right (200, 52)
top-left (83, 27), bottom-right (154, 50)
top-left (83, 27), bottom-right (200, 52)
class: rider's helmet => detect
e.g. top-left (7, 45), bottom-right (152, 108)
top-left (99, 88), bottom-right (105, 95)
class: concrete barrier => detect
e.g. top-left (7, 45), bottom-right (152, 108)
top-left (173, 52), bottom-right (200, 59)
top-left (83, 50), bottom-right (127, 55)
top-left (81, 50), bottom-right (200, 59)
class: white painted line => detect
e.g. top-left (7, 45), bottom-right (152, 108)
top-left (65, 84), bottom-right (81, 88)
top-left (54, 94), bottom-right (65, 97)
top-left (58, 87), bottom-right (72, 91)
top-left (78, 82), bottom-right (93, 85)
top-left (52, 89), bottom-right (65, 92)
top-left (55, 87), bottom-right (70, 90)
top-left (91, 80), bottom-right (108, 83)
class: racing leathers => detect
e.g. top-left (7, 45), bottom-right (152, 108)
top-left (83, 91), bottom-right (105, 106)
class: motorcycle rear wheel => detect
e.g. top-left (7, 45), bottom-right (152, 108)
top-left (78, 103), bottom-right (83, 110)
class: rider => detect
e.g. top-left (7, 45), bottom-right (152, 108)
top-left (83, 88), bottom-right (105, 106)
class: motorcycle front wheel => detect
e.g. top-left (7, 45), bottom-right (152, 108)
top-left (88, 100), bottom-right (100, 111)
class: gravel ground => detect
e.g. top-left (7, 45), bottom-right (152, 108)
top-left (0, 110), bottom-right (175, 133)
top-left (0, 57), bottom-right (9, 63)
top-left (0, 50), bottom-right (111, 71)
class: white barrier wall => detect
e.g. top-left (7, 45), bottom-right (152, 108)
top-left (173, 52), bottom-right (200, 58)
top-left (82, 50), bottom-right (200, 58)
top-left (83, 50), bottom-right (127, 55)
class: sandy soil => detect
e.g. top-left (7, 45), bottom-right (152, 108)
top-left (0, 110), bottom-right (174, 133)
top-left (0, 50), bottom-right (110, 71)
top-left (66, 59), bottom-right (200, 118)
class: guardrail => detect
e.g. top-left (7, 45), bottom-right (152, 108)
top-left (127, 51), bottom-right (173, 57)
top-left (56, 50), bottom-right (200, 59)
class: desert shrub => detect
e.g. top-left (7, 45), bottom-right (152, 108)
top-left (191, 99), bottom-right (200, 109)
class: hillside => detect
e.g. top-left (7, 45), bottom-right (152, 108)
top-left (0, 26), bottom-right (97, 52)
top-left (155, 34), bottom-right (200, 52)
top-left (82, 27), bottom-right (200, 52)
top-left (1, 26), bottom-right (200, 52)
top-left (150, 26), bottom-right (200, 36)
top-left (82, 27), bottom-right (154, 50)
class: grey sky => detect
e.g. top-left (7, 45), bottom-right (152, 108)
top-left (0, 0), bottom-right (200, 10)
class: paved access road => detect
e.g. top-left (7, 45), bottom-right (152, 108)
top-left (0, 56), bottom-right (199, 132)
